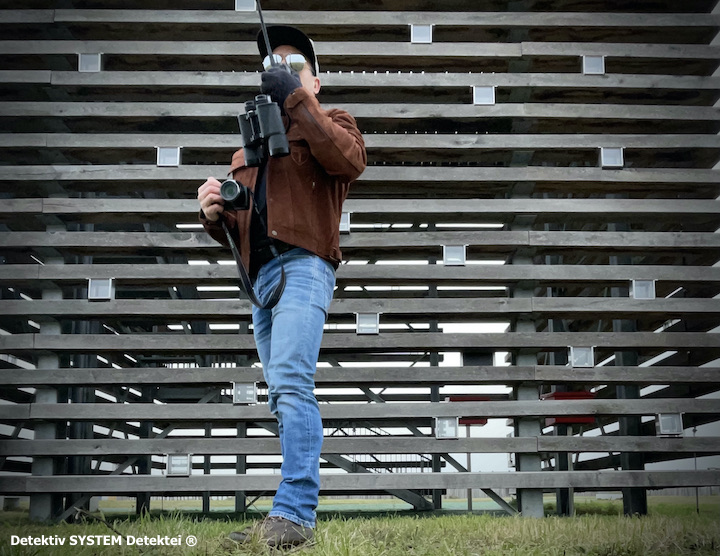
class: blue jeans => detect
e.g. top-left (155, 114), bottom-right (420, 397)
top-left (251, 248), bottom-right (335, 528)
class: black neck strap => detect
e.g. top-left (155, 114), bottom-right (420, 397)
top-left (220, 187), bottom-right (286, 310)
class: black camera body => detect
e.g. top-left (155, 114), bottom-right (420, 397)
top-left (237, 94), bottom-right (290, 167)
top-left (220, 179), bottom-right (251, 211)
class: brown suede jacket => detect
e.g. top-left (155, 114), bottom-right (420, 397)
top-left (200, 87), bottom-right (366, 270)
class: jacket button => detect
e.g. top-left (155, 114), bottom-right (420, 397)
top-left (272, 230), bottom-right (278, 236)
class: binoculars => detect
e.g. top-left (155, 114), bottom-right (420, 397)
top-left (237, 94), bottom-right (289, 167)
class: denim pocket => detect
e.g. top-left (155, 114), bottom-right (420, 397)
top-left (251, 270), bottom-right (265, 301)
top-left (317, 257), bottom-right (336, 311)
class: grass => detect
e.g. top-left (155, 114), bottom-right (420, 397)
top-left (0, 497), bottom-right (718, 555)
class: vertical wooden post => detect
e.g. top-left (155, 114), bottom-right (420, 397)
top-left (610, 221), bottom-right (648, 516)
top-left (235, 320), bottom-right (251, 513)
top-left (236, 422), bottom-right (248, 513)
top-left (136, 385), bottom-right (153, 515)
top-left (512, 277), bottom-right (544, 515)
top-left (29, 251), bottom-right (64, 522)
top-left (203, 423), bottom-right (211, 513)
top-left (428, 236), bottom-right (442, 509)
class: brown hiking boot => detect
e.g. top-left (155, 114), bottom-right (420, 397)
top-left (228, 515), bottom-right (314, 548)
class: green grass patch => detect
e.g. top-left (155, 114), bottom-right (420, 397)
top-left (0, 499), bottom-right (719, 556)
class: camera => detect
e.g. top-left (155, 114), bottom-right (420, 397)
top-left (220, 179), bottom-right (251, 211)
top-left (237, 94), bottom-right (290, 167)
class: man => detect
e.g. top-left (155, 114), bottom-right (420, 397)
top-left (197, 25), bottom-right (366, 548)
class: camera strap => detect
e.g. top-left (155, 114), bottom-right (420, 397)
top-left (221, 216), bottom-right (286, 311)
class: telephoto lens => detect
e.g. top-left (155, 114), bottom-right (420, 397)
top-left (219, 179), bottom-right (251, 211)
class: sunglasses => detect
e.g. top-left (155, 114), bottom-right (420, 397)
top-left (262, 53), bottom-right (308, 72)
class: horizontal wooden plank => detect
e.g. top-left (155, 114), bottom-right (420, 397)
top-left (2, 39), bottom-right (717, 59)
top-left (532, 366), bottom-right (720, 385)
top-left (1, 332), bottom-right (719, 355)
top-left (1, 365), bottom-right (718, 388)
top-left (522, 42), bottom-right (719, 59)
top-left (0, 199), bottom-right (43, 213)
top-left (1, 436), bottom-right (716, 457)
top-left (38, 10), bottom-right (720, 28)
top-left (0, 166), bottom-right (717, 190)
top-left (361, 134), bottom-right (720, 150)
top-left (530, 297), bottom-right (720, 317)
top-left (1, 231), bottom-right (719, 251)
top-left (2, 298), bottom-right (533, 319)
top-left (346, 199), bottom-right (720, 218)
top-left (0, 10), bottom-right (55, 23)
top-left (0, 399), bottom-right (716, 422)
top-left (0, 366), bottom-right (532, 386)
top-left (11, 70), bottom-right (709, 91)
top-left (1, 133), bottom-right (717, 150)
top-left (0, 225), bottom-right (708, 253)
top-left (536, 436), bottom-right (720, 454)
top-left (2, 297), bottom-right (718, 320)
top-left (0, 231), bottom-right (219, 250)
top-left (1, 264), bottom-right (718, 286)
top-left (0, 335), bottom-right (34, 351)
top-left (1, 102), bottom-right (716, 122)
top-left (0, 39), bottom-right (520, 57)
top-left (0, 404), bottom-right (30, 420)
top-left (2, 198), bottom-right (719, 220)
top-left (1, 470), bottom-right (717, 495)
top-left (528, 231), bottom-right (720, 249)
top-left (0, 437), bottom-right (535, 456)
top-left (0, 70), bottom-right (51, 84)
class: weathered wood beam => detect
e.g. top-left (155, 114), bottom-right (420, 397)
top-left (2, 297), bottom-right (719, 320)
top-left (1, 40), bottom-right (717, 59)
top-left (26, 10), bottom-right (720, 28)
top-left (1, 365), bottom-right (718, 387)
top-left (1, 133), bottom-right (717, 150)
top-left (0, 398), bottom-right (717, 422)
top-left (2, 230), bottom-right (719, 252)
top-left (1, 470), bottom-right (718, 495)
top-left (0, 436), bottom-right (717, 457)
top-left (1, 102), bottom-right (717, 122)
top-left (3, 198), bottom-right (719, 221)
top-left (2, 264), bottom-right (718, 286)
top-left (2, 331), bottom-right (720, 354)
top-left (3, 70), bottom-right (718, 91)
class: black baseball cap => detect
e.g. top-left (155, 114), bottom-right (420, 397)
top-left (257, 25), bottom-right (319, 75)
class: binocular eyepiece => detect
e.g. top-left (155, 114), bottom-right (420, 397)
top-left (237, 94), bottom-right (289, 167)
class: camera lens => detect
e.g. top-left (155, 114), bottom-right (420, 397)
top-left (219, 179), bottom-right (250, 211)
top-left (220, 179), bottom-right (241, 202)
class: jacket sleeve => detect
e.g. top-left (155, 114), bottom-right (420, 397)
top-left (199, 209), bottom-right (235, 248)
top-left (198, 149), bottom-right (252, 247)
top-left (284, 88), bottom-right (367, 182)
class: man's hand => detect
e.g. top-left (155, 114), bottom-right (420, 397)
top-left (260, 66), bottom-right (302, 110)
top-left (197, 177), bottom-right (224, 222)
